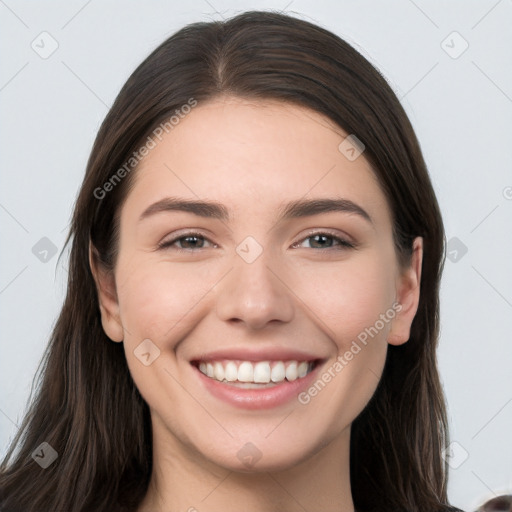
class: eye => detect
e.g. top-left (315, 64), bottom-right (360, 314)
top-left (157, 230), bottom-right (355, 252)
top-left (292, 231), bottom-right (355, 250)
top-left (158, 232), bottom-right (216, 251)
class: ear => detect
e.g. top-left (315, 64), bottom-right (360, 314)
top-left (387, 237), bottom-right (423, 346)
top-left (89, 241), bottom-right (124, 342)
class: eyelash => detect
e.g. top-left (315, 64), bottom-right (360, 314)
top-left (157, 231), bottom-right (355, 252)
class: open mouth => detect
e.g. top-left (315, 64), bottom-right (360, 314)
top-left (191, 359), bottom-right (319, 389)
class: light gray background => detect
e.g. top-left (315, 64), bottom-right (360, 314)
top-left (1, 1), bottom-right (511, 510)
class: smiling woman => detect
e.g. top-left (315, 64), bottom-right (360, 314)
top-left (0, 10), bottom-right (464, 512)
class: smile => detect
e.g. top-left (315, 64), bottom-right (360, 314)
top-left (190, 355), bottom-right (323, 409)
top-left (197, 360), bottom-right (315, 386)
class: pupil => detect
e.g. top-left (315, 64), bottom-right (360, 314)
top-left (183, 236), bottom-right (202, 248)
top-left (312, 234), bottom-right (331, 248)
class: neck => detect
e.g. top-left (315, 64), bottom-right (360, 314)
top-left (137, 417), bottom-right (355, 512)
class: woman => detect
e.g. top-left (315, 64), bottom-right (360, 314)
top-left (0, 10), bottom-right (466, 512)
top-left (476, 495), bottom-right (512, 511)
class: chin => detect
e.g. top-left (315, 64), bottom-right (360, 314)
top-left (195, 435), bottom-right (323, 475)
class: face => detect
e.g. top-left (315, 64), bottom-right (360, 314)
top-left (92, 96), bottom-right (422, 473)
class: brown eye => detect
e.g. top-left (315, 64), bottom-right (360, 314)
top-left (176, 235), bottom-right (206, 249)
top-left (158, 232), bottom-right (215, 251)
top-left (293, 232), bottom-right (355, 250)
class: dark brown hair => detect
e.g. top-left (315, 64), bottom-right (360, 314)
top-left (0, 10), bottom-right (463, 512)
top-left (476, 495), bottom-right (512, 512)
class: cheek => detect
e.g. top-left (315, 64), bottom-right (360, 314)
top-left (114, 260), bottom-right (219, 411)
top-left (296, 251), bottom-right (397, 348)
top-left (291, 253), bottom-right (395, 436)
top-left (115, 258), bottom-right (218, 346)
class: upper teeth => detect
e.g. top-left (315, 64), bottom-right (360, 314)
top-left (198, 360), bottom-right (312, 384)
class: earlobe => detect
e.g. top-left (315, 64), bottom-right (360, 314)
top-left (387, 237), bottom-right (423, 346)
top-left (88, 242), bottom-right (124, 343)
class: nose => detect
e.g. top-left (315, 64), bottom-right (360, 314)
top-left (215, 249), bottom-right (295, 330)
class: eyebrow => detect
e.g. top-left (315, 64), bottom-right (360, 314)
top-left (139, 197), bottom-right (230, 222)
top-left (138, 196), bottom-right (372, 224)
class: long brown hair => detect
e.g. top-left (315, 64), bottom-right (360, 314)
top-left (0, 10), bottom-right (463, 511)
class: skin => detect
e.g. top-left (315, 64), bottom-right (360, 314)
top-left (90, 96), bottom-right (422, 512)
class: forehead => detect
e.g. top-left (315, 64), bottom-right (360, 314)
top-left (120, 97), bottom-right (391, 228)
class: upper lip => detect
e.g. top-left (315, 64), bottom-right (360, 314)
top-left (190, 347), bottom-right (325, 363)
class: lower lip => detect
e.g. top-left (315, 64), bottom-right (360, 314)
top-left (192, 363), bottom-right (321, 410)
